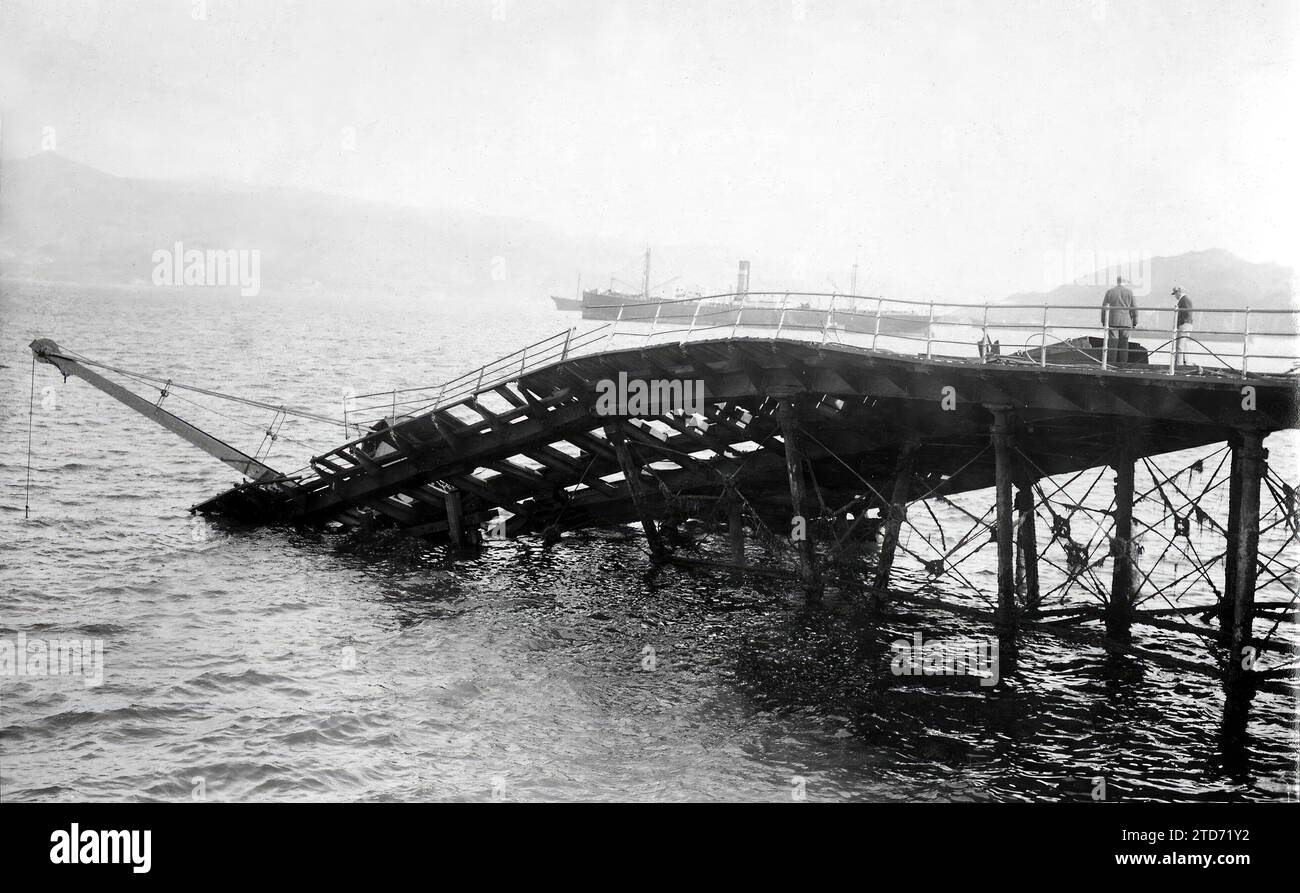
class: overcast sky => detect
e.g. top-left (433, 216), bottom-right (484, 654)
top-left (2, 0), bottom-right (1296, 298)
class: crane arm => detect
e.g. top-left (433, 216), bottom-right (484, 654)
top-left (29, 338), bottom-right (283, 484)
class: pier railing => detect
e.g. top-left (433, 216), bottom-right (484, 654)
top-left (577, 290), bottom-right (1299, 374)
top-left (346, 325), bottom-right (611, 425)
top-left (343, 291), bottom-right (1300, 437)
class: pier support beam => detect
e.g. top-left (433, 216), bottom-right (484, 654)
top-left (873, 440), bottom-right (918, 596)
top-left (1220, 437), bottom-right (1243, 641)
top-left (1015, 470), bottom-right (1040, 615)
top-left (1107, 438), bottom-right (1136, 640)
top-left (990, 409), bottom-right (1017, 631)
top-left (444, 489), bottom-right (466, 548)
top-left (777, 399), bottom-right (821, 602)
top-left (1225, 429), bottom-right (1266, 686)
top-left (604, 424), bottom-right (669, 564)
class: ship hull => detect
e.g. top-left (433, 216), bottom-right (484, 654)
top-left (834, 308), bottom-right (932, 338)
top-left (580, 290), bottom-right (932, 337)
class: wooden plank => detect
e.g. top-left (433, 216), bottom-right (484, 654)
top-left (494, 385), bottom-right (526, 408)
top-left (444, 473), bottom-right (530, 516)
top-left (345, 447), bottom-right (381, 473)
top-left (403, 485), bottom-right (447, 507)
top-left (486, 459), bottom-right (551, 488)
top-left (525, 446), bottom-right (619, 496)
top-left (604, 423), bottom-right (668, 562)
top-left (297, 399), bottom-right (597, 519)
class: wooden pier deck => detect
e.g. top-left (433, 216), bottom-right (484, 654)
top-left (30, 291), bottom-right (1300, 690)
top-left (191, 336), bottom-right (1294, 539)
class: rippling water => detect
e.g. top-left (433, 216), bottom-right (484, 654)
top-left (2, 281), bottom-right (1296, 802)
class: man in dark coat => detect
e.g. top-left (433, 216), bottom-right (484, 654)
top-left (1172, 286), bottom-right (1194, 365)
top-left (1101, 275), bottom-right (1138, 366)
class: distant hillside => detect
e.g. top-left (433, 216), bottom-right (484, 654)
top-left (0, 153), bottom-right (740, 299)
top-left (995, 248), bottom-right (1296, 334)
top-left (2, 154), bottom-right (1294, 332)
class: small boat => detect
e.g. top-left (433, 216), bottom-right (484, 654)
top-left (551, 295), bottom-right (582, 311)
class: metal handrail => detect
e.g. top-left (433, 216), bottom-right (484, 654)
top-left (323, 290), bottom-right (1298, 466)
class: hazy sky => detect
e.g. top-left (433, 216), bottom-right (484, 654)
top-left (2, 0), bottom-right (1297, 298)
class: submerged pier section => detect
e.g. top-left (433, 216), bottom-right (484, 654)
top-left (30, 292), bottom-right (1300, 692)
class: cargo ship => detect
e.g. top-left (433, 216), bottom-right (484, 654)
top-left (566, 255), bottom-right (931, 338)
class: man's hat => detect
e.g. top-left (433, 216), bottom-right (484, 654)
top-left (1171, 286), bottom-right (1183, 295)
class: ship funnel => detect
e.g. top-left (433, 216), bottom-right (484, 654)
top-left (736, 260), bottom-right (750, 299)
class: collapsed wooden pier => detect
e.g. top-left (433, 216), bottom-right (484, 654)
top-left (28, 294), bottom-right (1300, 696)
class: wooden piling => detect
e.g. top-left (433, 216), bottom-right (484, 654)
top-left (444, 489), bottom-right (466, 548)
top-left (990, 409), bottom-right (1016, 630)
top-left (1015, 471), bottom-right (1040, 614)
top-left (776, 399), bottom-right (821, 602)
top-left (604, 424), bottom-right (669, 563)
top-left (1220, 438), bottom-right (1243, 641)
top-left (1226, 429), bottom-right (1266, 686)
top-left (1108, 439), bottom-right (1136, 639)
top-left (873, 440), bottom-right (918, 595)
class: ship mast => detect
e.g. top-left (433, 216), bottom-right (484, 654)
top-left (642, 246), bottom-right (651, 300)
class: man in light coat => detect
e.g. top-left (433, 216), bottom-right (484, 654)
top-left (1101, 275), bottom-right (1138, 366)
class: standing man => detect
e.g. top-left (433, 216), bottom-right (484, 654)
top-left (1172, 286), bottom-right (1194, 366)
top-left (1101, 275), bottom-right (1138, 366)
